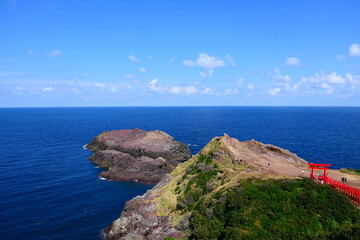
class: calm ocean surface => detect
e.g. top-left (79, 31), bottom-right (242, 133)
top-left (0, 107), bottom-right (359, 239)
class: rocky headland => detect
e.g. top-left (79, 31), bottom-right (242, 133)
top-left (101, 134), bottom-right (360, 240)
top-left (87, 128), bottom-right (191, 183)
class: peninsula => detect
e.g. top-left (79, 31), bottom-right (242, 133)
top-left (101, 134), bottom-right (360, 239)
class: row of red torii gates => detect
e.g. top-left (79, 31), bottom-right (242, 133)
top-left (308, 163), bottom-right (360, 206)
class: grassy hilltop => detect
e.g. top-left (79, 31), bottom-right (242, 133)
top-left (104, 135), bottom-right (360, 240)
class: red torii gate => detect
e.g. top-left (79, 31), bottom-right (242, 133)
top-left (308, 163), bottom-right (332, 180)
top-left (307, 163), bottom-right (360, 206)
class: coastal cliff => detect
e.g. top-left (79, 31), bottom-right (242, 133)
top-left (102, 135), bottom-right (360, 239)
top-left (87, 128), bottom-right (191, 183)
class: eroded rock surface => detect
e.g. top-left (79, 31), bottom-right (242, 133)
top-left (87, 128), bottom-right (191, 183)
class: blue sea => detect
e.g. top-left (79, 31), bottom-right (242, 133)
top-left (0, 107), bottom-right (359, 239)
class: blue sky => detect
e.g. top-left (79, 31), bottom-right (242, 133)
top-left (1, 0), bottom-right (360, 107)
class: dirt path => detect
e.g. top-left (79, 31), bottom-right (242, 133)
top-left (248, 157), bottom-right (360, 189)
top-left (219, 136), bottom-right (360, 189)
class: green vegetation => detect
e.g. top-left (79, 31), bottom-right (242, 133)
top-left (340, 168), bottom-right (360, 176)
top-left (155, 137), bottom-right (360, 239)
top-left (189, 178), bottom-right (360, 240)
top-left (176, 152), bottom-right (220, 212)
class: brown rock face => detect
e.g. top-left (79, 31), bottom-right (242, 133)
top-left (87, 128), bottom-right (191, 183)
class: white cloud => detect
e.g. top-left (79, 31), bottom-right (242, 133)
top-left (148, 79), bottom-right (159, 91)
top-left (224, 88), bottom-right (238, 96)
top-left (93, 82), bottom-right (106, 88)
top-left (148, 79), bottom-right (167, 93)
top-left (185, 86), bottom-right (197, 95)
top-left (345, 73), bottom-right (360, 85)
top-left (268, 88), bottom-right (281, 96)
top-left (349, 43), bottom-right (360, 57)
top-left (247, 84), bottom-right (254, 90)
top-left (128, 54), bottom-right (138, 62)
top-left (169, 86), bottom-right (197, 95)
top-left (237, 77), bottom-right (244, 86)
top-left (46, 50), bottom-right (62, 57)
top-left (302, 72), bottom-right (346, 85)
top-left (327, 72), bottom-right (346, 84)
top-left (284, 57), bottom-right (301, 66)
top-left (183, 53), bottom-right (225, 69)
top-left (170, 86), bottom-right (182, 94)
top-left (319, 83), bottom-right (334, 95)
top-left (169, 57), bottom-right (176, 62)
top-left (42, 86), bottom-right (54, 92)
top-left (28, 49), bottom-right (35, 54)
top-left (196, 53), bottom-right (225, 69)
top-left (202, 87), bottom-right (214, 95)
top-left (139, 67), bottom-right (146, 73)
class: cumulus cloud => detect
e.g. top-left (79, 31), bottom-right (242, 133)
top-left (185, 86), bottom-right (197, 95)
top-left (345, 73), bottom-right (360, 85)
top-left (183, 53), bottom-right (225, 69)
top-left (170, 86), bottom-right (197, 95)
top-left (170, 86), bottom-right (182, 94)
top-left (268, 88), bottom-right (281, 96)
top-left (302, 72), bottom-right (346, 85)
top-left (202, 87), bottom-right (214, 95)
top-left (349, 43), bottom-right (360, 57)
top-left (42, 86), bottom-right (54, 92)
top-left (284, 57), bottom-right (301, 66)
top-left (327, 72), bottom-right (346, 84)
top-left (128, 54), bottom-right (138, 62)
top-left (148, 79), bottom-right (160, 92)
top-left (46, 50), bottom-right (62, 57)
top-left (139, 67), bottom-right (146, 73)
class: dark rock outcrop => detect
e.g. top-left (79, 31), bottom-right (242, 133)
top-left (87, 128), bottom-right (191, 183)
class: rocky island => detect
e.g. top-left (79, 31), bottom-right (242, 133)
top-left (87, 128), bottom-right (191, 183)
top-left (101, 134), bottom-right (360, 240)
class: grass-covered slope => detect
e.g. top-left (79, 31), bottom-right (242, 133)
top-left (104, 135), bottom-right (360, 239)
top-left (154, 136), bottom-right (360, 239)
top-left (190, 178), bottom-right (360, 240)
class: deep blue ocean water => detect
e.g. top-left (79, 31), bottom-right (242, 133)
top-left (0, 107), bottom-right (359, 239)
